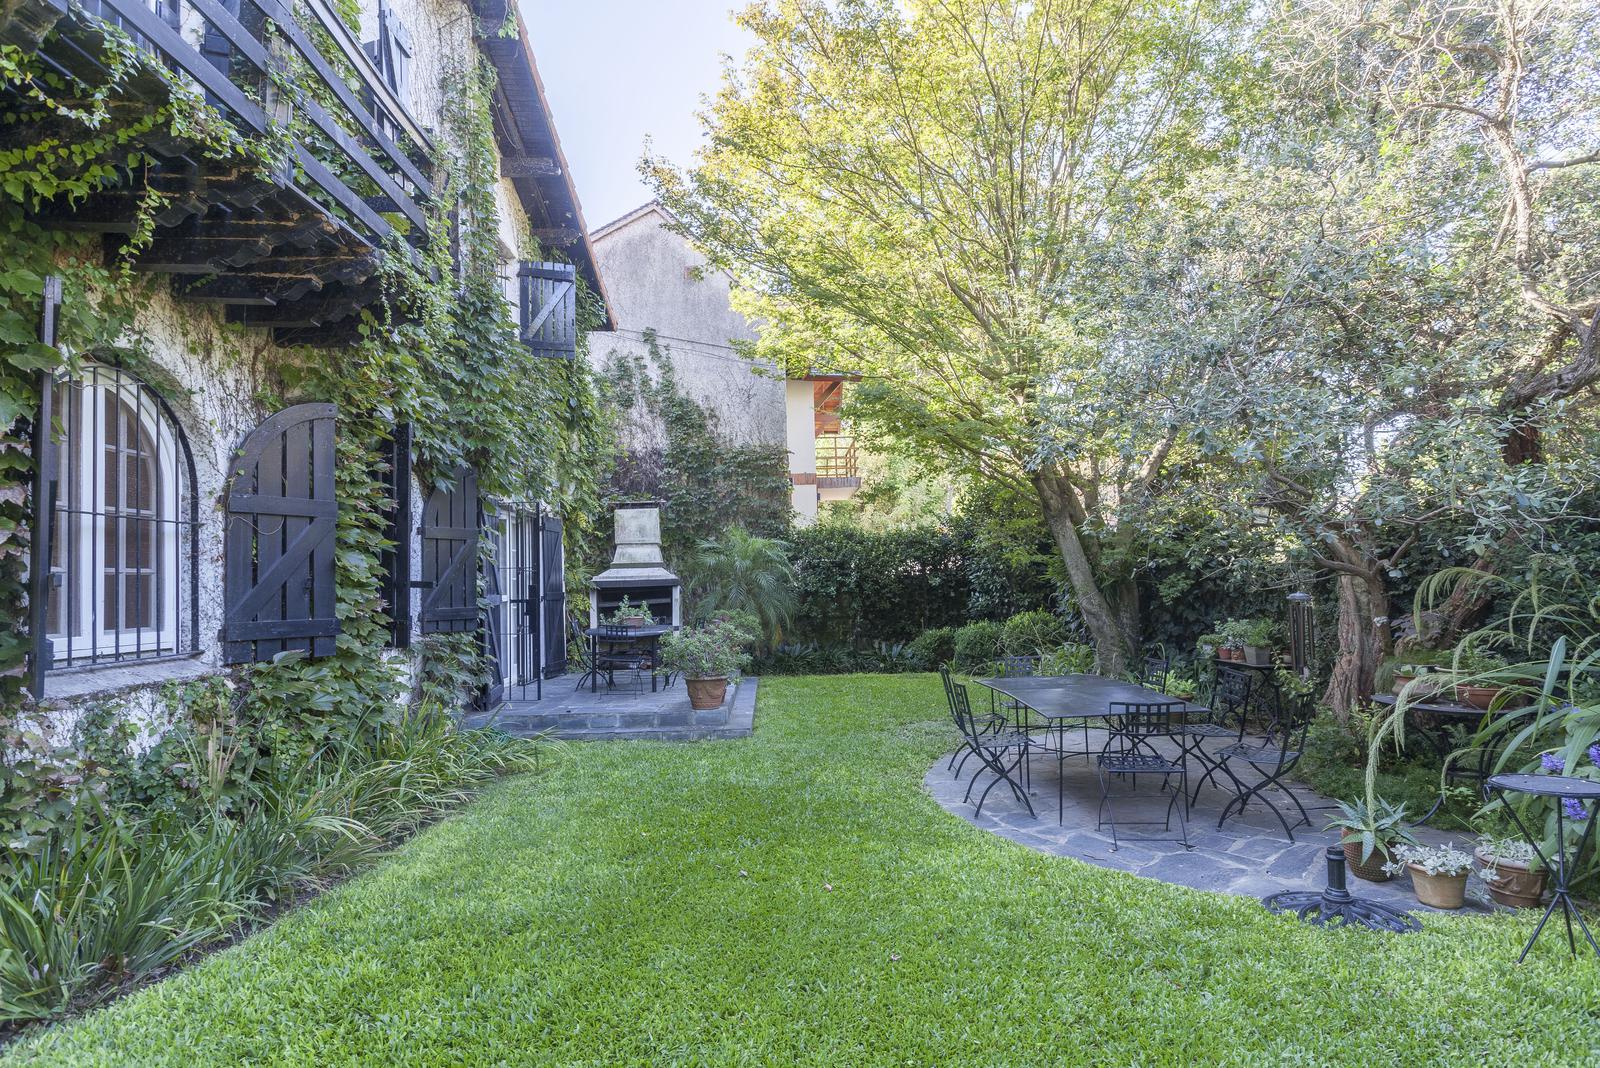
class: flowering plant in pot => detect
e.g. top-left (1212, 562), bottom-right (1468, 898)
top-left (1474, 835), bottom-right (1547, 909)
top-left (661, 617), bottom-right (752, 710)
top-left (1325, 796), bottom-right (1420, 882)
top-left (1383, 843), bottom-right (1473, 909)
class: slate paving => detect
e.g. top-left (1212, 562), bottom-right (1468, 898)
top-left (464, 676), bottom-right (757, 741)
top-left (926, 729), bottom-right (1501, 915)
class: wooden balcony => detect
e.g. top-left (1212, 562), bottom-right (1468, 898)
top-left (1, 0), bottom-right (436, 340)
top-left (815, 434), bottom-right (860, 489)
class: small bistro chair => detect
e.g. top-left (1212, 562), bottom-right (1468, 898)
top-left (1094, 701), bottom-right (1190, 849)
top-left (950, 680), bottom-right (1036, 819)
top-left (1182, 665), bottom-right (1253, 805)
top-left (1211, 687), bottom-right (1316, 841)
top-left (941, 664), bottom-right (1009, 779)
top-left (1139, 655), bottom-right (1170, 694)
top-left (595, 622), bottom-right (650, 694)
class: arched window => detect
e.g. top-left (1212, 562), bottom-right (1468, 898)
top-left (45, 364), bottom-right (198, 669)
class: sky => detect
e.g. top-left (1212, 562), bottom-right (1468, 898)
top-left (523, 1), bottom-right (754, 231)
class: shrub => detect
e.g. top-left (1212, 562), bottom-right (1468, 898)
top-left (661, 618), bottom-right (754, 680)
top-left (905, 627), bottom-right (958, 670)
top-left (1038, 643), bottom-right (1095, 676)
top-left (685, 527), bottom-right (798, 645)
top-left (1000, 609), bottom-right (1067, 656)
top-left (953, 621), bottom-right (1003, 673)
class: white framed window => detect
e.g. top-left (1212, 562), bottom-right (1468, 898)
top-left (45, 364), bottom-right (197, 668)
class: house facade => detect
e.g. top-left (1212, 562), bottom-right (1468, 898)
top-left (584, 202), bottom-right (861, 524)
top-left (0, 0), bottom-right (610, 733)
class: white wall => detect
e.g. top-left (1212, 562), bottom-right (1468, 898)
top-left (585, 206), bottom-right (786, 448)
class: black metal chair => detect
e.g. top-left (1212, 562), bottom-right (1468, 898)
top-left (950, 681), bottom-right (1035, 819)
top-left (595, 623), bottom-right (650, 695)
top-left (1211, 687), bottom-right (1315, 841)
top-left (1094, 701), bottom-right (1190, 849)
top-left (570, 618), bottom-right (600, 693)
top-left (1183, 665), bottom-right (1252, 804)
top-left (1139, 655), bottom-right (1169, 693)
top-left (941, 664), bottom-right (1008, 778)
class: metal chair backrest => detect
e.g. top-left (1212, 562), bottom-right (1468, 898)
top-left (569, 618), bottom-right (591, 667)
top-left (1264, 691), bottom-right (1315, 756)
top-left (997, 655), bottom-right (1038, 679)
top-left (599, 623), bottom-right (631, 641)
top-left (1109, 700), bottom-right (1184, 739)
top-left (1141, 656), bottom-right (1169, 693)
top-left (949, 682), bottom-right (982, 741)
top-left (1214, 665), bottom-right (1252, 713)
top-left (938, 663), bottom-right (960, 723)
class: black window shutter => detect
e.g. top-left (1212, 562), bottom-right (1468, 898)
top-left (539, 512), bottom-right (567, 678)
top-left (517, 261), bottom-right (577, 359)
top-left (223, 403), bottom-right (339, 664)
top-left (419, 466), bottom-right (479, 634)
top-left (378, 421), bottom-right (413, 649)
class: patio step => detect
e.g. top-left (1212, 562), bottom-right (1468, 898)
top-left (467, 677), bottom-right (758, 742)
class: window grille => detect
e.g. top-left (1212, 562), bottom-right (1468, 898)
top-left (42, 364), bottom-right (200, 672)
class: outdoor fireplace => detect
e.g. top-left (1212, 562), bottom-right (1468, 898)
top-left (588, 501), bottom-right (682, 627)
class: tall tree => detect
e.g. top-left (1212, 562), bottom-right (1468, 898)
top-left (650, 0), bottom-right (1251, 669)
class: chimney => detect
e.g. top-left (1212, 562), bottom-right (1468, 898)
top-left (588, 501), bottom-right (682, 627)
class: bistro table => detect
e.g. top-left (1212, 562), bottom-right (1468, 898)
top-left (975, 674), bottom-right (1212, 821)
top-left (1371, 693), bottom-right (1535, 824)
top-left (584, 624), bottom-right (677, 693)
top-left (1483, 773), bottom-right (1600, 963)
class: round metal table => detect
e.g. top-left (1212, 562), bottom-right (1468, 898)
top-left (1483, 773), bottom-right (1600, 963)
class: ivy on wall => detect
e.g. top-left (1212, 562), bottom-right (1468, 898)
top-left (597, 331), bottom-right (791, 570)
top-left (0, 17), bottom-right (611, 839)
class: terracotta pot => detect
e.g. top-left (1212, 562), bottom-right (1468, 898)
top-left (623, 617), bottom-right (648, 630)
top-left (1407, 864), bottom-right (1468, 909)
top-left (1342, 832), bottom-right (1394, 882)
top-left (1475, 848), bottom-right (1547, 908)
top-left (1393, 673), bottom-right (1446, 699)
top-left (1454, 684), bottom-right (1503, 710)
top-left (685, 676), bottom-right (729, 710)
top-left (1219, 648), bottom-right (1240, 662)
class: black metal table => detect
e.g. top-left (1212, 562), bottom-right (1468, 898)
top-left (1483, 773), bottom-right (1600, 963)
top-left (1371, 694), bottom-right (1534, 824)
top-left (584, 624), bottom-right (676, 693)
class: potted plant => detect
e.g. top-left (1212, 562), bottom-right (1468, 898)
top-left (1326, 796), bottom-right (1420, 882)
top-left (607, 596), bottom-right (653, 630)
top-left (1474, 835), bottom-right (1547, 908)
top-left (1196, 633), bottom-right (1223, 661)
top-left (1384, 843), bottom-right (1473, 909)
top-left (1216, 621), bottom-right (1246, 662)
top-left (1452, 653), bottom-right (1510, 709)
top-left (661, 618), bottom-right (751, 710)
top-left (1391, 663), bottom-right (1448, 699)
top-left (1238, 619), bottom-right (1281, 667)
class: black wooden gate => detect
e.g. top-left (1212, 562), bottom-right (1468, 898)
top-left (481, 506), bottom-right (506, 709)
top-left (539, 512), bottom-right (567, 678)
top-left (223, 402), bottom-right (339, 663)
top-left (419, 466), bottom-right (479, 634)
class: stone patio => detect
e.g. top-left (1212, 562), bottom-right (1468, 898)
top-left (926, 725), bottom-right (1500, 915)
top-left (464, 674), bottom-right (757, 741)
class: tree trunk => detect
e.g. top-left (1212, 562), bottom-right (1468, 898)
top-left (1320, 539), bottom-right (1393, 720)
top-left (1033, 473), bottom-right (1136, 672)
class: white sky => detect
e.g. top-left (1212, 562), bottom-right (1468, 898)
top-left (522, 1), bottom-right (754, 230)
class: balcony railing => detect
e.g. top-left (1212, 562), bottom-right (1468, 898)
top-left (6, 0), bottom-right (438, 333)
top-left (815, 434), bottom-right (860, 487)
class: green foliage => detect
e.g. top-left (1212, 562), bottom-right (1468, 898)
top-left (952, 621), bottom-right (1003, 674)
top-left (1324, 796), bottom-right (1421, 866)
top-left (1038, 643), bottom-right (1097, 677)
top-left (684, 526), bottom-right (798, 645)
top-left (10, 674), bottom-right (1600, 1063)
top-left (903, 628), bottom-right (957, 672)
top-left (998, 610), bottom-right (1067, 657)
top-left (660, 618), bottom-right (753, 681)
top-left (598, 335), bottom-right (790, 566)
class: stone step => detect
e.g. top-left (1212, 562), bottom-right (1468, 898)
top-left (466, 677), bottom-right (758, 742)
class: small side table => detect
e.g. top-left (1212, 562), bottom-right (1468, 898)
top-left (1483, 773), bottom-right (1600, 963)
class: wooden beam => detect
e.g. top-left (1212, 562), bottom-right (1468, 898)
top-left (501, 155), bottom-right (560, 178)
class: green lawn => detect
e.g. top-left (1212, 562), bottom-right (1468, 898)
top-left (10, 675), bottom-right (1599, 1065)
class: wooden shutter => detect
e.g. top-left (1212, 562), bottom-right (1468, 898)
top-left (223, 403), bottom-right (339, 663)
top-left (517, 261), bottom-right (577, 358)
top-left (539, 513), bottom-right (567, 678)
top-left (419, 466), bottom-right (479, 634)
top-left (378, 421), bottom-right (412, 649)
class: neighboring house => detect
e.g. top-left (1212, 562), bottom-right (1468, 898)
top-left (585, 202), bottom-right (861, 524)
top-left (2, 0), bottom-right (609, 720)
